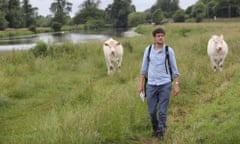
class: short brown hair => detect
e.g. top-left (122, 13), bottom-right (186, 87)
top-left (152, 28), bottom-right (166, 37)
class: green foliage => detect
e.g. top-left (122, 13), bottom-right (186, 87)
top-left (28, 25), bottom-right (36, 33)
top-left (51, 21), bottom-right (62, 32)
top-left (50, 0), bottom-right (72, 24)
top-left (31, 41), bottom-right (48, 57)
top-left (84, 19), bottom-right (105, 30)
top-left (178, 28), bottom-right (191, 37)
top-left (128, 12), bottom-right (146, 27)
top-left (35, 16), bottom-right (52, 27)
top-left (151, 0), bottom-right (180, 18)
top-left (152, 9), bottom-right (164, 24)
top-left (173, 9), bottom-right (185, 22)
top-left (22, 0), bottom-right (37, 27)
top-left (80, 0), bottom-right (100, 9)
top-left (69, 0), bottom-right (104, 26)
top-left (5, 0), bottom-right (25, 28)
top-left (122, 41), bottom-right (133, 53)
top-left (106, 0), bottom-right (135, 28)
top-left (192, 1), bottom-right (206, 22)
top-left (0, 11), bottom-right (8, 30)
top-left (134, 25), bottom-right (153, 35)
top-left (0, 29), bottom-right (33, 39)
top-left (73, 8), bottom-right (105, 25)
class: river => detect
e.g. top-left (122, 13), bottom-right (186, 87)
top-left (0, 28), bottom-right (140, 51)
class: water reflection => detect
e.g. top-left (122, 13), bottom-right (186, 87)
top-left (0, 28), bottom-right (139, 51)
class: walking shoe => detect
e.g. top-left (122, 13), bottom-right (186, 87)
top-left (156, 131), bottom-right (164, 140)
top-left (151, 130), bottom-right (157, 137)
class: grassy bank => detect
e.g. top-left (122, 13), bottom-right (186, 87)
top-left (0, 25), bottom-right (85, 39)
top-left (0, 22), bottom-right (240, 144)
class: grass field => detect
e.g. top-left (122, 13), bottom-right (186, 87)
top-left (0, 22), bottom-right (240, 144)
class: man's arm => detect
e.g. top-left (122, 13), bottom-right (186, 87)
top-left (173, 77), bottom-right (179, 96)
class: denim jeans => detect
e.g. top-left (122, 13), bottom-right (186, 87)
top-left (146, 82), bottom-right (172, 132)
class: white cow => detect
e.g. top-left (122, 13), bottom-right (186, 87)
top-left (207, 34), bottom-right (228, 72)
top-left (103, 38), bottom-right (124, 75)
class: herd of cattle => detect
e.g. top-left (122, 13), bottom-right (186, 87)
top-left (103, 35), bottom-right (228, 75)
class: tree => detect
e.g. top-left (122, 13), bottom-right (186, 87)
top-left (22, 0), bottom-right (38, 27)
top-left (173, 9), bottom-right (185, 22)
top-left (151, 0), bottom-right (180, 18)
top-left (192, 1), bottom-right (206, 22)
top-left (74, 8), bottom-right (105, 24)
top-left (73, 0), bottom-right (105, 25)
top-left (35, 15), bottom-right (51, 27)
top-left (0, 11), bottom-right (8, 30)
top-left (0, 0), bottom-right (8, 29)
top-left (189, 0), bottom-right (240, 18)
top-left (50, 0), bottom-right (72, 25)
top-left (128, 12), bottom-right (146, 27)
top-left (106, 0), bottom-right (135, 28)
top-left (5, 0), bottom-right (24, 28)
top-left (152, 9), bottom-right (164, 24)
top-left (213, 0), bottom-right (240, 17)
top-left (80, 0), bottom-right (100, 9)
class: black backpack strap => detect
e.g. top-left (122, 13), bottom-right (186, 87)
top-left (144, 44), bottom-right (152, 97)
top-left (165, 45), bottom-right (173, 81)
top-left (147, 44), bottom-right (152, 62)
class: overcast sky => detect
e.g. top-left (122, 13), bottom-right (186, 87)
top-left (29, 0), bottom-right (198, 17)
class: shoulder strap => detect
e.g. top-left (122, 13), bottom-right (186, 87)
top-left (165, 45), bottom-right (173, 81)
top-left (147, 44), bottom-right (152, 62)
top-left (144, 44), bottom-right (152, 96)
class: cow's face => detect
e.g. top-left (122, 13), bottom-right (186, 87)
top-left (104, 40), bottom-right (121, 56)
top-left (213, 36), bottom-right (224, 52)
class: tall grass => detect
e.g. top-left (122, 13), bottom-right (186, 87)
top-left (0, 22), bottom-right (240, 144)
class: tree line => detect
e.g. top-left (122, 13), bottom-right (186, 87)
top-left (0, 0), bottom-right (240, 31)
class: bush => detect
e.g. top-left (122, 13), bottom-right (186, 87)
top-left (28, 25), bottom-right (37, 33)
top-left (128, 12), bottom-right (146, 27)
top-left (196, 15), bottom-right (203, 22)
top-left (152, 9), bottom-right (164, 25)
top-left (31, 41), bottom-right (48, 57)
top-left (173, 10), bottom-right (185, 22)
top-left (84, 19), bottom-right (105, 30)
top-left (51, 22), bottom-right (62, 32)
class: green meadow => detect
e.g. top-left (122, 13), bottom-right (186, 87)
top-left (0, 22), bottom-right (240, 144)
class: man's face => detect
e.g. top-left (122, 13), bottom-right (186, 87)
top-left (154, 33), bottom-right (165, 45)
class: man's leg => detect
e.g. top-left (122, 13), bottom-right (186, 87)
top-left (157, 82), bottom-right (172, 139)
top-left (146, 84), bottom-right (158, 136)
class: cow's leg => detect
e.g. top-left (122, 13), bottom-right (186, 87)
top-left (211, 57), bottom-right (217, 72)
top-left (117, 57), bottom-right (122, 73)
top-left (105, 56), bottom-right (113, 75)
top-left (218, 58), bottom-right (224, 72)
top-left (109, 65), bottom-right (114, 75)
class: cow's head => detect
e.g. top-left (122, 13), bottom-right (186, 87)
top-left (212, 34), bottom-right (224, 52)
top-left (104, 38), bottom-right (121, 56)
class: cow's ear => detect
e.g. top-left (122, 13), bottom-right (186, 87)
top-left (116, 42), bottom-right (121, 45)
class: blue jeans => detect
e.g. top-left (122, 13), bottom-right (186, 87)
top-left (146, 82), bottom-right (172, 132)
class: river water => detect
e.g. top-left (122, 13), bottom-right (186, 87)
top-left (0, 28), bottom-right (140, 51)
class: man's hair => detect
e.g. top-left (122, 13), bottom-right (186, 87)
top-left (152, 28), bottom-right (166, 37)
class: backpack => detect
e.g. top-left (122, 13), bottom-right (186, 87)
top-left (144, 44), bottom-right (173, 95)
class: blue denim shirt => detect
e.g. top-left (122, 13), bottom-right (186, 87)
top-left (140, 44), bottom-right (180, 85)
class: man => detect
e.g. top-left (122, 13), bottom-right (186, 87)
top-left (138, 28), bottom-right (180, 140)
